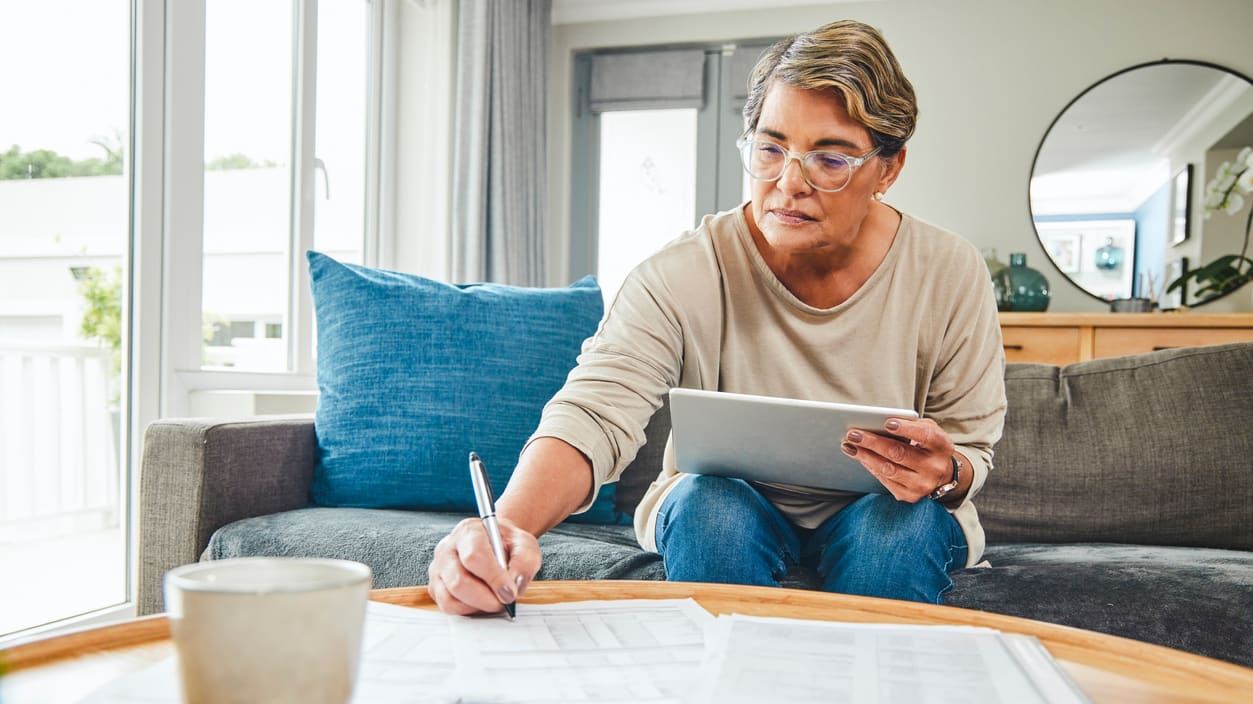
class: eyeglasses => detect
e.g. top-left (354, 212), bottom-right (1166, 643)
top-left (737, 137), bottom-right (881, 193)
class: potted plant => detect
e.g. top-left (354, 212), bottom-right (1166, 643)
top-left (1166, 147), bottom-right (1253, 301)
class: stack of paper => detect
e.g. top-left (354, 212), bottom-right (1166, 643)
top-left (688, 614), bottom-right (1089, 704)
top-left (83, 599), bottom-right (1089, 704)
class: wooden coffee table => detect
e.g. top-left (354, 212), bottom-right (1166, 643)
top-left (3, 580), bottom-right (1251, 703)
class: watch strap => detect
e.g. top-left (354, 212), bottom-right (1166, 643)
top-left (928, 454), bottom-right (962, 501)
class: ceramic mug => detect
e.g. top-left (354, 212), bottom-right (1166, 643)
top-left (163, 557), bottom-right (372, 704)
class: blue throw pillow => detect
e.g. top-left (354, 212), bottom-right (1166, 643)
top-left (307, 251), bottom-right (625, 524)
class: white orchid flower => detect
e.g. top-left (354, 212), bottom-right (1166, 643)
top-left (1221, 192), bottom-right (1245, 216)
top-left (1239, 146), bottom-right (1253, 167)
top-left (1238, 166), bottom-right (1253, 195)
top-left (1218, 172), bottom-right (1237, 193)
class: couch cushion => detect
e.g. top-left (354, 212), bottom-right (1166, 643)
top-left (207, 511), bottom-right (1252, 666)
top-left (208, 507), bottom-right (665, 587)
top-left (949, 542), bottom-right (1253, 667)
top-left (981, 342), bottom-right (1253, 550)
top-left (307, 251), bottom-right (625, 524)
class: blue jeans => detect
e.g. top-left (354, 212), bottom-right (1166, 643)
top-left (654, 475), bottom-right (968, 604)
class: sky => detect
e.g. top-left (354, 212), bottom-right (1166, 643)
top-left (0, 1), bottom-right (131, 160)
top-left (0, 0), bottom-right (363, 165)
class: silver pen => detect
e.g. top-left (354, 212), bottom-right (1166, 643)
top-left (468, 451), bottom-right (516, 619)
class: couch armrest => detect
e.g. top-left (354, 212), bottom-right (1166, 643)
top-left (137, 415), bottom-right (317, 615)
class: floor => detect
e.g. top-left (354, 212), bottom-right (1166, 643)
top-left (0, 526), bottom-right (127, 637)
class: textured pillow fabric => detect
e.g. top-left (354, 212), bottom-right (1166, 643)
top-left (307, 251), bottom-right (625, 524)
top-left (979, 342), bottom-right (1253, 550)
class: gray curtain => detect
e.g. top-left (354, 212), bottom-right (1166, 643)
top-left (451, 0), bottom-right (551, 286)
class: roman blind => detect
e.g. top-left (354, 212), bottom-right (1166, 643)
top-left (588, 49), bottom-right (706, 112)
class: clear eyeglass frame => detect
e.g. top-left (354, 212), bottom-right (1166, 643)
top-left (737, 137), bottom-right (882, 193)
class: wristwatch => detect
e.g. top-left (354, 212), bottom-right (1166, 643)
top-left (928, 455), bottom-right (962, 502)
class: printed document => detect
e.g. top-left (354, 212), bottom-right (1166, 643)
top-left (79, 598), bottom-right (1086, 704)
top-left (686, 614), bottom-right (1090, 704)
top-left (451, 598), bottom-right (714, 703)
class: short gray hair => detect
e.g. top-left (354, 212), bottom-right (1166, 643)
top-left (742, 20), bottom-right (917, 157)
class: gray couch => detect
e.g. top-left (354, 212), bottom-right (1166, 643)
top-left (138, 342), bottom-right (1253, 667)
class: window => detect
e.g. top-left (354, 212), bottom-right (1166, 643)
top-left (596, 110), bottom-right (698, 299)
top-left (201, 0), bottom-right (371, 373)
top-left (0, 0), bottom-right (131, 638)
top-left (0, 0), bottom-right (387, 642)
top-left (569, 42), bottom-right (776, 298)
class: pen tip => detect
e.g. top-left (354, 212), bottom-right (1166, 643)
top-left (505, 602), bottom-right (516, 619)
top-left (469, 451), bottom-right (480, 462)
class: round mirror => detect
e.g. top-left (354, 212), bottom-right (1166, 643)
top-left (1029, 60), bottom-right (1253, 309)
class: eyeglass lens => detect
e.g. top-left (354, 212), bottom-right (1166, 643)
top-left (741, 141), bottom-right (855, 191)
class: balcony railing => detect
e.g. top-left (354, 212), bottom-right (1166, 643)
top-left (0, 342), bottom-right (120, 543)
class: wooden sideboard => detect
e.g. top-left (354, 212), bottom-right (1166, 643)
top-left (998, 312), bottom-right (1253, 365)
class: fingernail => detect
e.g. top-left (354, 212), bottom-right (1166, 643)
top-left (497, 582), bottom-right (516, 604)
top-left (516, 574), bottom-right (528, 595)
top-left (885, 419), bottom-right (901, 431)
top-left (841, 442), bottom-right (857, 456)
top-left (847, 430), bottom-right (863, 443)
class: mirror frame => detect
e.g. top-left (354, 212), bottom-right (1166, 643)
top-left (1027, 58), bottom-right (1253, 307)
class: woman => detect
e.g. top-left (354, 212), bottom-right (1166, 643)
top-left (428, 19), bottom-right (1006, 616)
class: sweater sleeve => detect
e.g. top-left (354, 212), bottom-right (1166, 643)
top-left (526, 234), bottom-right (719, 514)
top-left (924, 243), bottom-right (1007, 504)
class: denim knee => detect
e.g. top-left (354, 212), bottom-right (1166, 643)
top-left (810, 494), bottom-right (967, 603)
top-left (656, 475), bottom-right (797, 586)
top-left (838, 494), bottom-right (956, 547)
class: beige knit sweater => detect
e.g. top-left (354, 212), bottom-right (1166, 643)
top-left (531, 205), bottom-right (1006, 566)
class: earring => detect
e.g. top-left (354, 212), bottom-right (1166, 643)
top-left (873, 192), bottom-right (885, 202)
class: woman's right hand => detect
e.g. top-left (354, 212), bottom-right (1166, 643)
top-left (427, 516), bottom-right (542, 616)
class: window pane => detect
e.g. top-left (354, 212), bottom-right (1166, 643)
top-left (314, 1), bottom-right (369, 265)
top-left (0, 0), bottom-right (130, 636)
top-left (202, 0), bottom-right (294, 371)
top-left (596, 110), bottom-right (698, 304)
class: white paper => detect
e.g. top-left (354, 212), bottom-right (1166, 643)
top-left (81, 601), bottom-right (458, 704)
top-left (450, 598), bottom-right (714, 703)
top-left (78, 598), bottom-right (1086, 704)
top-left (685, 614), bottom-right (1090, 704)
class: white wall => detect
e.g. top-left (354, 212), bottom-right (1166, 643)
top-left (546, 0), bottom-right (1253, 312)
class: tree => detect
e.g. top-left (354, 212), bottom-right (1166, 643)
top-left (206, 153), bottom-right (279, 170)
top-left (77, 266), bottom-right (123, 377)
top-left (0, 140), bottom-right (124, 180)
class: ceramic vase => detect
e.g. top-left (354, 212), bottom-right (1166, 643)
top-left (995, 253), bottom-right (1051, 312)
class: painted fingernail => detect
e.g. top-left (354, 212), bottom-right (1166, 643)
top-left (841, 442), bottom-right (857, 456)
top-left (516, 574), bottom-right (528, 595)
top-left (847, 430), bottom-right (863, 443)
top-left (885, 419), bottom-right (901, 431)
top-left (498, 582), bottom-right (516, 603)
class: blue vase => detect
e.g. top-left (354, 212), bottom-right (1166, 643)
top-left (996, 253), bottom-right (1051, 312)
top-left (1095, 238), bottom-right (1124, 271)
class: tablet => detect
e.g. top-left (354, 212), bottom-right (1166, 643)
top-left (668, 388), bottom-right (919, 494)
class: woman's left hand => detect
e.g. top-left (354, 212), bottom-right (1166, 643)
top-left (841, 417), bottom-right (966, 503)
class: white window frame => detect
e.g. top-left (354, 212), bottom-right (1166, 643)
top-left (0, 0), bottom-right (394, 644)
top-left (157, 0), bottom-right (393, 419)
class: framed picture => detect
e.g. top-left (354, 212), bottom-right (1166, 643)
top-left (1041, 232), bottom-right (1081, 273)
top-left (1034, 219), bottom-right (1136, 300)
top-left (1164, 257), bottom-right (1188, 309)
top-left (1170, 164), bottom-right (1192, 246)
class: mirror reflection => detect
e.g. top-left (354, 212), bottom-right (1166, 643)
top-left (1029, 60), bottom-right (1253, 309)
